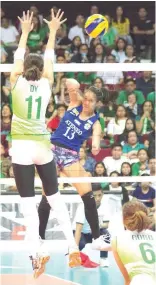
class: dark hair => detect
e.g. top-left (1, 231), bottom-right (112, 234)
top-left (93, 162), bottom-right (107, 177)
top-left (23, 54), bottom-right (43, 81)
top-left (112, 143), bottom-right (122, 150)
top-left (125, 78), bottom-right (136, 85)
top-left (1, 103), bottom-right (12, 119)
top-left (121, 162), bottom-right (132, 176)
top-left (110, 171), bottom-right (120, 176)
top-left (126, 130), bottom-right (138, 143)
top-left (93, 77), bottom-right (104, 87)
top-left (115, 38), bottom-right (126, 51)
top-left (137, 148), bottom-right (148, 157)
top-left (92, 183), bottom-right (103, 192)
top-left (115, 104), bottom-right (127, 124)
top-left (92, 43), bottom-right (106, 63)
top-left (87, 86), bottom-right (104, 102)
top-left (125, 118), bottom-right (136, 132)
top-left (32, 15), bottom-right (40, 32)
top-left (114, 6), bottom-right (126, 23)
top-left (70, 36), bottom-right (82, 52)
top-left (141, 100), bottom-right (154, 118)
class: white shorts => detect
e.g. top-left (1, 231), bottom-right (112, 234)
top-left (130, 274), bottom-right (156, 285)
top-left (10, 140), bottom-right (53, 165)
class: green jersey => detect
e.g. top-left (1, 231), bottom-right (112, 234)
top-left (116, 229), bottom-right (156, 281)
top-left (11, 76), bottom-right (51, 141)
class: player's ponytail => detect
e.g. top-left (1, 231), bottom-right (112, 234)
top-left (23, 53), bottom-right (43, 81)
top-left (123, 201), bottom-right (151, 233)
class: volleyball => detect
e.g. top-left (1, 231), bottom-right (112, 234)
top-left (85, 14), bottom-right (109, 38)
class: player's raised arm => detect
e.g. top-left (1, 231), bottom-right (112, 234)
top-left (66, 79), bottom-right (83, 107)
top-left (91, 120), bottom-right (102, 156)
top-left (42, 9), bottom-right (67, 86)
top-left (10, 10), bottom-right (33, 87)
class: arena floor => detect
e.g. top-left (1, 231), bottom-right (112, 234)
top-left (1, 241), bottom-right (124, 285)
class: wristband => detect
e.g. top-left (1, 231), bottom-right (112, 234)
top-left (14, 48), bottom-right (26, 61)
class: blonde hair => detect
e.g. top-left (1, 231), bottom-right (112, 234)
top-left (123, 201), bottom-right (151, 232)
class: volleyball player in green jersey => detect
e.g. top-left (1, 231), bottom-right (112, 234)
top-left (10, 9), bottom-right (82, 279)
top-left (94, 200), bottom-right (156, 285)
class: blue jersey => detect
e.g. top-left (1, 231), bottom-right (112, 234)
top-left (51, 105), bottom-right (99, 152)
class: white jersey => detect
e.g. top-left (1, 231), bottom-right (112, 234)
top-left (11, 76), bottom-right (51, 141)
top-left (115, 229), bottom-right (156, 281)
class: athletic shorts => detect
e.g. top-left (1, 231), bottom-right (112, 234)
top-left (51, 144), bottom-right (79, 170)
top-left (11, 140), bottom-right (53, 165)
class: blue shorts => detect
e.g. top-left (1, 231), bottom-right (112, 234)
top-left (51, 144), bottom-right (79, 170)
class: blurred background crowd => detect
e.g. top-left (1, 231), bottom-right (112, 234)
top-left (0, 1), bottom-right (155, 63)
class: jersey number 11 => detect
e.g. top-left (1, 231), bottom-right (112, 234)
top-left (25, 96), bottom-right (42, 119)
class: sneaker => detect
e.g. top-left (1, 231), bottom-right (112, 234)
top-left (30, 253), bottom-right (50, 279)
top-left (100, 258), bottom-right (109, 267)
top-left (68, 246), bottom-right (81, 268)
top-left (91, 234), bottom-right (111, 251)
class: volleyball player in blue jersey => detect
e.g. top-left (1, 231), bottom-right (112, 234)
top-left (38, 79), bottom-right (109, 253)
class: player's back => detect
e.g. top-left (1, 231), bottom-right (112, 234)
top-left (11, 76), bottom-right (51, 140)
top-left (116, 229), bottom-right (156, 281)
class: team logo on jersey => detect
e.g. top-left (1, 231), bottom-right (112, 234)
top-left (87, 120), bottom-right (93, 125)
top-left (84, 123), bottom-right (91, 130)
top-left (71, 108), bottom-right (79, 116)
top-left (74, 119), bottom-right (81, 126)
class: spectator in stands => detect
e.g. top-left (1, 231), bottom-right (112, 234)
top-left (65, 36), bottom-right (81, 62)
top-left (132, 180), bottom-right (156, 212)
top-left (103, 143), bottom-right (128, 176)
top-left (91, 43), bottom-right (107, 63)
top-left (73, 184), bottom-right (111, 267)
top-left (132, 149), bottom-right (149, 176)
top-left (136, 101), bottom-right (155, 135)
top-left (117, 78), bottom-right (145, 105)
top-left (0, 142), bottom-right (11, 178)
top-left (122, 130), bottom-right (145, 162)
top-left (147, 91), bottom-right (155, 104)
top-left (109, 171), bottom-right (130, 214)
top-left (89, 5), bottom-right (99, 15)
top-left (133, 7), bottom-right (155, 62)
top-left (101, 14), bottom-right (118, 48)
top-left (1, 103), bottom-right (12, 135)
top-left (71, 44), bottom-right (90, 63)
top-left (55, 25), bottom-right (71, 52)
top-left (93, 162), bottom-right (108, 191)
top-left (93, 77), bottom-right (104, 89)
top-left (27, 15), bottom-right (47, 52)
top-left (111, 38), bottom-right (127, 63)
top-left (107, 105), bottom-right (127, 137)
top-left (30, 5), bottom-right (43, 24)
top-left (136, 71), bottom-right (154, 98)
top-left (121, 162), bottom-right (132, 176)
top-left (89, 37), bottom-right (101, 57)
top-left (68, 14), bottom-right (85, 43)
top-left (79, 147), bottom-right (96, 174)
top-left (125, 45), bottom-right (136, 62)
top-left (117, 118), bottom-right (136, 145)
top-left (97, 55), bottom-right (124, 85)
top-left (47, 104), bottom-right (66, 133)
top-left (125, 70), bottom-right (142, 80)
top-left (124, 93), bottom-right (141, 120)
top-left (148, 158), bottom-right (156, 190)
top-left (148, 130), bottom-right (155, 159)
top-left (112, 6), bottom-right (132, 44)
top-left (0, 7), bottom-right (5, 19)
top-left (93, 162), bottom-right (107, 177)
top-left (45, 98), bottom-right (55, 120)
top-left (77, 72), bottom-right (96, 87)
top-left (1, 17), bottom-right (19, 46)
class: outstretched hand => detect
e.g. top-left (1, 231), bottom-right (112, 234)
top-left (44, 9), bottom-right (67, 32)
top-left (18, 10), bottom-right (33, 34)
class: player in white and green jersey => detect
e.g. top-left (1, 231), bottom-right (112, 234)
top-left (92, 200), bottom-right (156, 285)
top-left (10, 9), bottom-right (81, 279)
